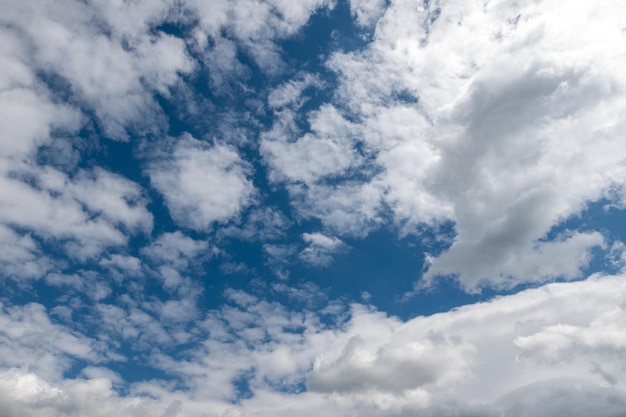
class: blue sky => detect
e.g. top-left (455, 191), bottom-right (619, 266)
top-left (2, 0), bottom-right (626, 416)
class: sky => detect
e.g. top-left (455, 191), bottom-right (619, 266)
top-left (1, 0), bottom-right (626, 415)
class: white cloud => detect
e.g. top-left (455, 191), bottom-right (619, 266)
top-left (99, 254), bottom-right (143, 277)
top-left (45, 272), bottom-right (112, 302)
top-left (261, 105), bottom-right (360, 184)
top-left (0, 368), bottom-right (174, 417)
top-left (0, 303), bottom-right (97, 381)
top-left (1, 0), bottom-right (194, 140)
top-left (260, 0), bottom-right (626, 289)
top-left (0, 225), bottom-right (53, 281)
top-left (307, 333), bottom-right (474, 394)
top-left (0, 166), bottom-right (152, 261)
top-left (142, 231), bottom-right (210, 270)
top-left (1, 275), bottom-right (626, 415)
top-left (0, 0), bottom-right (215, 272)
top-left (268, 73), bottom-right (323, 110)
top-left (149, 135), bottom-right (255, 231)
top-left (2, 1), bottom-right (626, 417)
top-left (290, 181), bottom-right (385, 238)
top-left (173, 274), bottom-right (626, 415)
top-left (349, 0), bottom-right (388, 28)
top-left (219, 207), bottom-right (291, 242)
top-left (300, 232), bottom-right (349, 267)
top-left (188, 0), bottom-right (334, 82)
top-left (422, 231), bottom-right (605, 291)
top-left (65, 168), bottom-right (153, 233)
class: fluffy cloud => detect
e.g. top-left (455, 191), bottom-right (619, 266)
top-left (0, 303), bottom-right (97, 380)
top-left (4, 274), bottom-right (626, 416)
top-left (0, 369), bottom-right (173, 417)
top-left (1, 0), bottom-right (193, 140)
top-left (261, 0), bottom-right (626, 289)
top-left (0, 166), bottom-right (153, 262)
top-left (142, 231), bottom-right (210, 270)
top-left (149, 135), bottom-right (255, 231)
top-left (262, 105), bottom-right (361, 184)
top-left (307, 334), bottom-right (474, 394)
top-left (300, 232), bottom-right (349, 267)
top-left (191, 0), bottom-right (334, 76)
top-left (0, 225), bottom-right (52, 281)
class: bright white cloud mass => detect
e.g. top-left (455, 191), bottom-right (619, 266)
top-left (1, 0), bottom-right (626, 415)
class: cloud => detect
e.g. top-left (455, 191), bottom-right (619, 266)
top-left (261, 105), bottom-right (361, 184)
top-left (349, 0), bottom-right (388, 28)
top-left (194, 274), bottom-right (626, 414)
top-left (422, 231), bottom-right (605, 291)
top-left (99, 255), bottom-right (143, 278)
top-left (0, 368), bottom-right (173, 417)
top-left (300, 233), bottom-right (349, 267)
top-left (0, 0), bottom-right (207, 278)
top-left (142, 231), bottom-right (210, 270)
top-left (2, 0), bottom-right (194, 140)
top-left (1, 275), bottom-right (626, 415)
top-left (0, 166), bottom-right (153, 261)
top-left (148, 135), bottom-right (255, 231)
top-left (219, 207), bottom-right (292, 242)
top-left (307, 334), bottom-right (474, 393)
top-left (0, 303), bottom-right (97, 381)
top-left (0, 225), bottom-right (53, 281)
top-left (267, 73), bottom-right (323, 110)
top-left (184, 0), bottom-right (335, 89)
top-left (495, 379), bottom-right (626, 417)
top-left (259, 0), bottom-right (626, 289)
top-left (290, 181), bottom-right (385, 238)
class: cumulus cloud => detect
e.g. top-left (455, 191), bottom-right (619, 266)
top-left (149, 135), bottom-right (255, 231)
top-left (151, 275), bottom-right (626, 414)
top-left (259, 0), bottom-right (626, 289)
top-left (2, 0), bottom-right (193, 140)
top-left (0, 368), bottom-right (173, 417)
top-left (1, 275), bottom-right (626, 416)
top-left (0, 166), bottom-right (153, 261)
top-left (0, 225), bottom-right (53, 281)
top-left (307, 334), bottom-right (473, 393)
top-left (299, 232), bottom-right (349, 267)
top-left (219, 207), bottom-right (292, 242)
top-left (261, 104), bottom-right (361, 184)
top-left (349, 0), bottom-right (388, 28)
top-left (422, 231), bottom-right (606, 291)
top-left (0, 303), bottom-right (97, 380)
top-left (142, 231), bottom-right (210, 270)
top-left (267, 73), bottom-right (323, 110)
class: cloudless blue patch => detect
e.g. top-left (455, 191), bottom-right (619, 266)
top-left (543, 199), bottom-right (626, 275)
top-left (154, 93), bottom-right (193, 138)
top-left (108, 360), bottom-right (177, 387)
top-left (391, 90), bottom-right (420, 105)
top-left (233, 372), bottom-right (254, 401)
top-left (284, 228), bottom-right (482, 320)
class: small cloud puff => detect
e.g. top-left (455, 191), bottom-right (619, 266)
top-left (299, 232), bottom-right (349, 267)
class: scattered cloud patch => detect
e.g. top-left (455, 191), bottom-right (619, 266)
top-left (300, 233), bottom-right (349, 267)
top-left (149, 136), bottom-right (255, 231)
